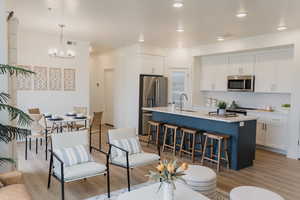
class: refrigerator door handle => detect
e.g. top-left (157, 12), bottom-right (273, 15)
top-left (156, 79), bottom-right (160, 106)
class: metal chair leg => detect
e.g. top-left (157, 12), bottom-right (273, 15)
top-left (61, 180), bottom-right (65, 200)
top-left (127, 166), bottom-right (131, 191)
top-left (47, 154), bottom-right (53, 189)
top-left (25, 137), bottom-right (28, 160)
top-left (29, 138), bottom-right (31, 150)
top-left (107, 166), bottom-right (110, 198)
top-left (36, 138), bottom-right (38, 154)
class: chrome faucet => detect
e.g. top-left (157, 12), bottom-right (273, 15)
top-left (179, 93), bottom-right (188, 111)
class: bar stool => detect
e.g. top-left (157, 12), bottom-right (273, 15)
top-left (179, 128), bottom-right (202, 163)
top-left (201, 132), bottom-right (230, 172)
top-left (146, 120), bottom-right (162, 145)
top-left (162, 124), bottom-right (180, 156)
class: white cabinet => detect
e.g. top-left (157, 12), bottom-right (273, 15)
top-left (140, 55), bottom-right (164, 75)
top-left (255, 48), bottom-right (293, 93)
top-left (249, 112), bottom-right (288, 152)
top-left (199, 55), bottom-right (228, 91)
top-left (265, 117), bottom-right (287, 151)
top-left (198, 46), bottom-right (293, 93)
top-left (228, 54), bottom-right (255, 75)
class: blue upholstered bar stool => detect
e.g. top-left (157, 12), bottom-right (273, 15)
top-left (201, 132), bottom-right (230, 172)
top-left (179, 128), bottom-right (203, 163)
top-left (162, 124), bottom-right (180, 156)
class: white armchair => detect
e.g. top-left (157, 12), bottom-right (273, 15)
top-left (47, 130), bottom-right (110, 200)
top-left (108, 128), bottom-right (160, 191)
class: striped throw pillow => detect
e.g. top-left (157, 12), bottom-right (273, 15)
top-left (54, 145), bottom-right (92, 167)
top-left (110, 137), bottom-right (142, 158)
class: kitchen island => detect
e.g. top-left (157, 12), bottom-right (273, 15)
top-left (143, 107), bottom-right (257, 170)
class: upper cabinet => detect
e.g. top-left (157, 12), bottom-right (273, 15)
top-left (199, 55), bottom-right (228, 91)
top-left (255, 48), bottom-right (293, 93)
top-left (198, 46), bottom-right (293, 94)
top-left (228, 54), bottom-right (255, 75)
top-left (140, 55), bottom-right (165, 75)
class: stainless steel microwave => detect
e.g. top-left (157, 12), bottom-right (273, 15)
top-left (227, 75), bottom-right (255, 92)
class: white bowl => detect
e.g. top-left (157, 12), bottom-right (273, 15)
top-left (76, 114), bottom-right (84, 117)
top-left (52, 115), bottom-right (60, 119)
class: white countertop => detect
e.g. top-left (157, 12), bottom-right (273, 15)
top-left (143, 107), bottom-right (257, 123)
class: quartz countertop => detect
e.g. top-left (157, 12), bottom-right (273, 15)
top-left (143, 106), bottom-right (257, 123)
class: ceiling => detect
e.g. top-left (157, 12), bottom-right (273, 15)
top-left (7, 0), bottom-right (300, 53)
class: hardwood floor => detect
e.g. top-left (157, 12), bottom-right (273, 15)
top-left (17, 127), bottom-right (300, 200)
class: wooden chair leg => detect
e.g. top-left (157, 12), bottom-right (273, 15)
top-left (162, 127), bottom-right (168, 153)
top-left (201, 136), bottom-right (208, 165)
top-left (210, 139), bottom-right (213, 159)
top-left (217, 139), bottom-right (221, 172)
top-left (147, 125), bottom-right (151, 146)
top-left (173, 128), bottom-right (177, 156)
top-left (192, 133), bottom-right (196, 163)
top-left (179, 132), bottom-right (185, 157)
top-left (224, 139), bottom-right (230, 169)
top-left (156, 125), bottom-right (160, 145)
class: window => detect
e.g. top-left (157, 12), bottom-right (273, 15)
top-left (170, 70), bottom-right (188, 104)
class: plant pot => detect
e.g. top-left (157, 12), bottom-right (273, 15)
top-left (162, 182), bottom-right (175, 200)
top-left (218, 109), bottom-right (226, 116)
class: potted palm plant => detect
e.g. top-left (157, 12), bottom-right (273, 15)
top-left (217, 101), bottom-right (227, 116)
top-left (0, 64), bottom-right (34, 166)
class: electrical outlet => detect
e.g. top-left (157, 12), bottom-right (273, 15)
top-left (239, 122), bottom-right (245, 127)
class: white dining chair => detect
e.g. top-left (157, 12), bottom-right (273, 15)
top-left (108, 128), bottom-right (160, 191)
top-left (47, 130), bottom-right (110, 200)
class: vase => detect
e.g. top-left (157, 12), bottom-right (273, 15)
top-left (218, 109), bottom-right (226, 116)
top-left (162, 182), bottom-right (175, 200)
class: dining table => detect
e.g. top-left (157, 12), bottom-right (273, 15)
top-left (44, 114), bottom-right (91, 160)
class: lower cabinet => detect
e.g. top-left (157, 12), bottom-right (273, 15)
top-left (250, 112), bottom-right (288, 152)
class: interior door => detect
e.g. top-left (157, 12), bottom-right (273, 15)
top-left (104, 69), bottom-right (114, 126)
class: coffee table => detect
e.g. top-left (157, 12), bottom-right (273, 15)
top-left (116, 182), bottom-right (210, 200)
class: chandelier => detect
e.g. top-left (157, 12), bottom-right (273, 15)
top-left (48, 24), bottom-right (75, 59)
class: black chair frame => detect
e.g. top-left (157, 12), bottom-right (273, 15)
top-left (47, 147), bottom-right (110, 200)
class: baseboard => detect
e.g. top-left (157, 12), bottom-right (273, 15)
top-left (256, 144), bottom-right (287, 155)
top-left (104, 123), bottom-right (114, 127)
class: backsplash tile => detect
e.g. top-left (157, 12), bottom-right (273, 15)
top-left (199, 91), bottom-right (291, 111)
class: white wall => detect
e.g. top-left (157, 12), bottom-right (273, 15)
top-left (97, 44), bottom-right (167, 129)
top-left (17, 30), bottom-right (90, 115)
top-left (89, 54), bottom-right (104, 114)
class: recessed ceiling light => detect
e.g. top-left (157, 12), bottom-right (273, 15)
top-left (176, 28), bottom-right (184, 32)
top-left (217, 36), bottom-right (225, 41)
top-left (236, 12), bottom-right (248, 18)
top-left (173, 0), bottom-right (183, 8)
top-left (277, 25), bottom-right (288, 31)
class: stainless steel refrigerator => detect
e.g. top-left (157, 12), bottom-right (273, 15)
top-left (138, 74), bottom-right (168, 135)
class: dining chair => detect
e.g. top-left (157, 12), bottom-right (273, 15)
top-left (25, 114), bottom-right (45, 160)
top-left (89, 112), bottom-right (103, 150)
top-left (72, 106), bottom-right (88, 130)
top-left (48, 130), bottom-right (110, 200)
top-left (108, 128), bottom-right (160, 191)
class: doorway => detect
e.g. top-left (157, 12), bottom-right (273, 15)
top-left (104, 68), bottom-right (114, 126)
